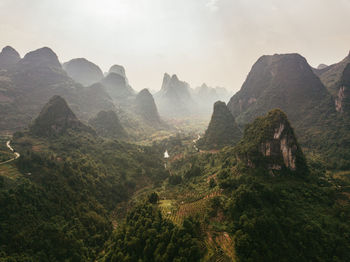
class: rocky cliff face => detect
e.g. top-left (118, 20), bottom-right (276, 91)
top-left (260, 122), bottom-right (296, 170)
top-left (134, 89), bottom-right (161, 125)
top-left (314, 51), bottom-right (350, 96)
top-left (335, 63), bottom-right (350, 113)
top-left (63, 58), bottom-right (103, 86)
top-left (197, 101), bottom-right (241, 149)
top-left (0, 46), bottom-right (20, 69)
top-left (224, 53), bottom-right (350, 169)
top-left (30, 95), bottom-right (95, 137)
top-left (234, 109), bottom-right (308, 175)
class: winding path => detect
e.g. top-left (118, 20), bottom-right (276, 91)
top-left (193, 134), bottom-right (201, 151)
top-left (0, 140), bottom-right (20, 165)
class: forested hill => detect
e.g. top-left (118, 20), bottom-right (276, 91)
top-left (0, 97), bottom-right (170, 261)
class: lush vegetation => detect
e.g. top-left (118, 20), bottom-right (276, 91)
top-left (227, 54), bottom-right (350, 170)
top-left (234, 109), bottom-right (308, 176)
top-left (101, 203), bottom-right (203, 262)
top-left (0, 130), bottom-right (168, 261)
top-left (88, 110), bottom-right (126, 139)
top-left (217, 169), bottom-right (350, 262)
top-left (0, 93), bottom-right (349, 262)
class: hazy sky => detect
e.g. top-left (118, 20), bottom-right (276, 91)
top-left (0, 0), bottom-right (350, 92)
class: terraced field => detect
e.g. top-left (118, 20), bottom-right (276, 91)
top-left (159, 189), bottom-right (222, 225)
top-left (205, 231), bottom-right (236, 262)
top-left (0, 163), bottom-right (22, 179)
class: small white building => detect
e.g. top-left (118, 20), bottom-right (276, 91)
top-left (164, 150), bottom-right (169, 159)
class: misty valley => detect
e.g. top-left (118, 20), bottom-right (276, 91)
top-left (0, 44), bottom-right (349, 262)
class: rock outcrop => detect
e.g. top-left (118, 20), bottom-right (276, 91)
top-left (63, 58), bottom-right (103, 86)
top-left (89, 110), bottom-right (126, 139)
top-left (30, 95), bottom-right (94, 137)
top-left (234, 109), bottom-right (308, 175)
top-left (0, 46), bottom-right (20, 69)
top-left (315, 50), bottom-right (350, 96)
top-left (197, 101), bottom-right (241, 149)
top-left (335, 63), bottom-right (350, 113)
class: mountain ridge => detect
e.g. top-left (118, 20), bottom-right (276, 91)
top-left (30, 95), bottom-right (95, 137)
top-left (63, 58), bottom-right (104, 86)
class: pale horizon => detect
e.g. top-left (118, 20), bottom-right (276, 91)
top-left (1, 0), bottom-right (350, 92)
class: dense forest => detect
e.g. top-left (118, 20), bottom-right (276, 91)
top-left (0, 38), bottom-right (350, 261)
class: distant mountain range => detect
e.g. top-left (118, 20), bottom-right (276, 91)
top-left (1, 45), bottom-right (349, 168)
top-left (0, 46), bottom-right (115, 132)
top-left (0, 46), bottom-right (166, 136)
top-left (154, 73), bottom-right (231, 118)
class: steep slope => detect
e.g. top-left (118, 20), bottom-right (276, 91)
top-left (227, 53), bottom-right (350, 169)
top-left (88, 110), bottom-right (126, 138)
top-left (109, 64), bottom-right (127, 78)
top-left (154, 73), bottom-right (196, 117)
top-left (101, 65), bottom-right (135, 103)
top-left (76, 83), bottom-right (115, 117)
top-left (63, 58), bottom-right (103, 86)
top-left (335, 63), bottom-right (350, 114)
top-left (30, 95), bottom-right (94, 137)
top-left (227, 53), bottom-right (328, 124)
top-left (134, 88), bottom-right (161, 125)
top-left (0, 46), bottom-right (20, 69)
top-left (234, 109), bottom-right (308, 175)
top-left (17, 47), bottom-right (61, 69)
top-left (314, 51), bottom-right (350, 95)
top-left (0, 47), bottom-right (114, 132)
top-left (1, 111), bottom-right (167, 261)
top-left (197, 101), bottom-right (241, 149)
